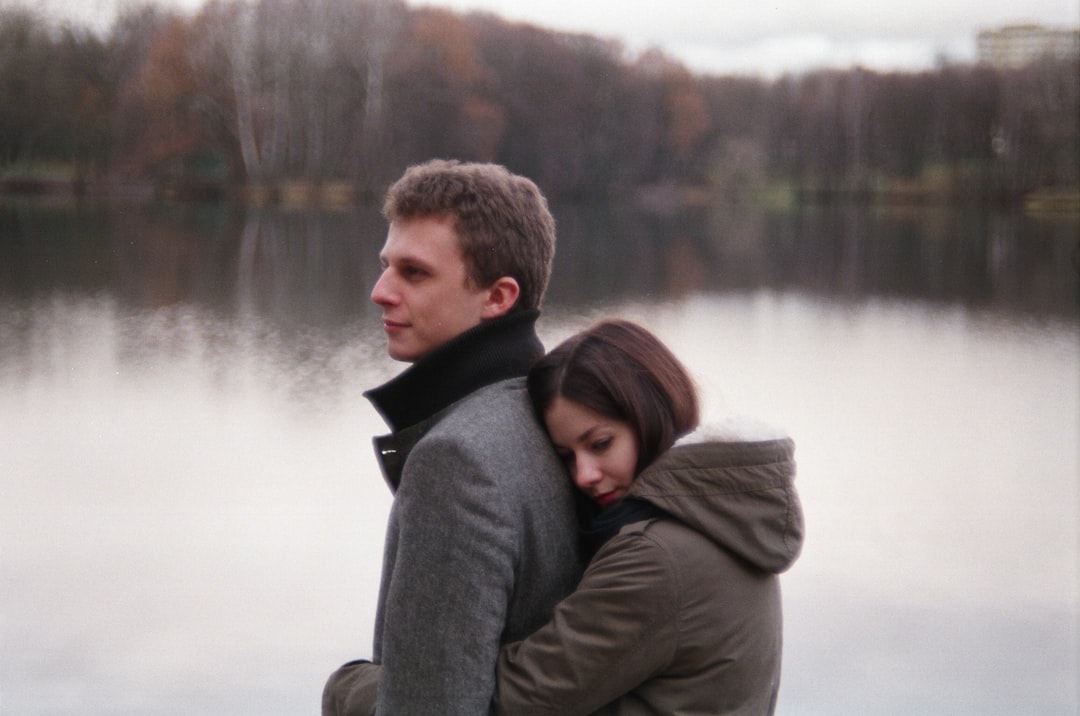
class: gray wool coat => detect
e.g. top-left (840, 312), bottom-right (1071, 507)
top-left (339, 377), bottom-right (583, 715)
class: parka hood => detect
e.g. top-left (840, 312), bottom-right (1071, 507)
top-left (627, 424), bottom-right (804, 574)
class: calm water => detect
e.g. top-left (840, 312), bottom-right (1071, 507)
top-left (1, 198), bottom-right (1077, 714)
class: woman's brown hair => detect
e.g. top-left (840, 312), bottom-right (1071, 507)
top-left (528, 319), bottom-right (700, 473)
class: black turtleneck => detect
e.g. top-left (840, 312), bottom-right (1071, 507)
top-left (579, 498), bottom-right (668, 558)
top-left (364, 309), bottom-right (544, 433)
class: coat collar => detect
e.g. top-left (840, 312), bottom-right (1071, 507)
top-left (364, 309), bottom-right (543, 433)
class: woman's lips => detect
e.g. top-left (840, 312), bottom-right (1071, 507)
top-left (594, 491), bottom-right (619, 507)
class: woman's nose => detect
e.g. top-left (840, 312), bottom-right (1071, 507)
top-left (574, 456), bottom-right (602, 489)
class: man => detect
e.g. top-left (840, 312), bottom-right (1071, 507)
top-left (323, 160), bottom-right (583, 715)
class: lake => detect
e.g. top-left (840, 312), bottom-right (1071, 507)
top-left (1, 197), bottom-right (1077, 714)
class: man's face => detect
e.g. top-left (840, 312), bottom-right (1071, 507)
top-left (371, 215), bottom-right (492, 362)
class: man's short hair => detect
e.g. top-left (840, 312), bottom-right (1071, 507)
top-left (383, 160), bottom-right (556, 311)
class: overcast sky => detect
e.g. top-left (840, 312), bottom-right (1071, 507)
top-left (23, 0), bottom-right (1080, 77)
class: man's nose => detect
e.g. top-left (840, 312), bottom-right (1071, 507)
top-left (371, 269), bottom-right (395, 305)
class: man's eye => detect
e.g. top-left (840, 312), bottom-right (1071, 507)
top-left (402, 266), bottom-right (427, 280)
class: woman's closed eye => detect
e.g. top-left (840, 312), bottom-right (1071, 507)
top-left (590, 437), bottom-right (613, 452)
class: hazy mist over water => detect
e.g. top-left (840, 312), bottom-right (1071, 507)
top-left (1, 199), bottom-right (1077, 713)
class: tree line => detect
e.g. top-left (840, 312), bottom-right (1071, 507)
top-left (1, 0), bottom-right (1076, 204)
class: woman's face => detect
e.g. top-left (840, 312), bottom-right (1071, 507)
top-left (544, 397), bottom-right (638, 508)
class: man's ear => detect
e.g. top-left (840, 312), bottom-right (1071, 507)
top-left (481, 277), bottom-right (521, 319)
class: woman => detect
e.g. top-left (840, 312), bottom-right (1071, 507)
top-left (494, 319), bottom-right (805, 715)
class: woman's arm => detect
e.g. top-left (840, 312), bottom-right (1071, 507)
top-left (493, 529), bottom-right (679, 715)
top-left (322, 660), bottom-right (378, 716)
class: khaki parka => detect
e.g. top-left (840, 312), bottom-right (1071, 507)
top-left (494, 427), bottom-right (805, 715)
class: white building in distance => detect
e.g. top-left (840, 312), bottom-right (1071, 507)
top-left (976, 24), bottom-right (1080, 68)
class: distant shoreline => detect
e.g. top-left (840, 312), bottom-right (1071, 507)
top-left (2, 175), bottom-right (1076, 214)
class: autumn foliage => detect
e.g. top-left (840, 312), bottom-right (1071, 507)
top-left (0, 1), bottom-right (1076, 203)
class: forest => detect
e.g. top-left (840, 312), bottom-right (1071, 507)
top-left (1, 0), bottom-right (1077, 207)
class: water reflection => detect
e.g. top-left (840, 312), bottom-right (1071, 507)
top-left (1, 199), bottom-right (1076, 322)
top-left (547, 201), bottom-right (1079, 318)
top-left (0, 198), bottom-right (1077, 714)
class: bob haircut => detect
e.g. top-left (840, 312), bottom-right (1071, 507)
top-left (383, 159), bottom-right (556, 312)
top-left (528, 319), bottom-right (700, 473)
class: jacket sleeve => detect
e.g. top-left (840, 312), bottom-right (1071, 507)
top-left (322, 660), bottom-right (379, 716)
top-left (376, 434), bottom-right (518, 715)
top-left (493, 528), bottom-right (679, 715)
